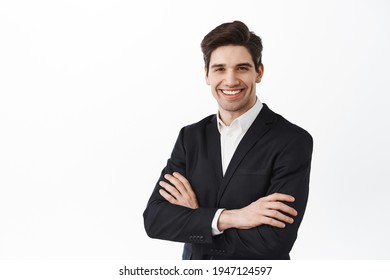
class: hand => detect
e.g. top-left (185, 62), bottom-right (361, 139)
top-left (159, 172), bottom-right (199, 209)
top-left (217, 193), bottom-right (297, 231)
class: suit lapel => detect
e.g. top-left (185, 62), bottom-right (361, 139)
top-left (216, 104), bottom-right (275, 204)
top-left (205, 115), bottom-right (223, 186)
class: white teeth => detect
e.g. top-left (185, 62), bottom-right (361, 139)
top-left (222, 90), bottom-right (241, 95)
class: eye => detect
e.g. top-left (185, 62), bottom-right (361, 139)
top-left (237, 66), bottom-right (249, 72)
top-left (214, 67), bottom-right (225, 72)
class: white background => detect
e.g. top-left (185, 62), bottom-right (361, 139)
top-left (1, 0), bottom-right (389, 260)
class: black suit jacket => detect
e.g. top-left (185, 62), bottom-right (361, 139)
top-left (143, 104), bottom-right (313, 259)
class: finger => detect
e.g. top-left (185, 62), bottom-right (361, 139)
top-left (263, 209), bottom-right (294, 224)
top-left (159, 189), bottom-right (177, 204)
top-left (261, 193), bottom-right (295, 203)
top-left (260, 216), bottom-right (286, 228)
top-left (159, 181), bottom-right (181, 199)
top-left (267, 201), bottom-right (298, 216)
top-left (164, 174), bottom-right (186, 195)
top-left (172, 172), bottom-right (195, 194)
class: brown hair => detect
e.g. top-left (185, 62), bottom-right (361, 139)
top-left (201, 21), bottom-right (263, 75)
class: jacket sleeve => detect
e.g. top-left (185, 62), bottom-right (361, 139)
top-left (143, 127), bottom-right (218, 245)
top-left (202, 132), bottom-right (313, 259)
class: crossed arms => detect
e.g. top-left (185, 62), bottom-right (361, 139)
top-left (159, 172), bottom-right (297, 231)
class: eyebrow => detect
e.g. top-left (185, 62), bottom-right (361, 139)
top-left (236, 63), bottom-right (253, 68)
top-left (210, 63), bottom-right (253, 68)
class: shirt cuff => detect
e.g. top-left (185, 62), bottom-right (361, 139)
top-left (211, 208), bottom-right (225, 236)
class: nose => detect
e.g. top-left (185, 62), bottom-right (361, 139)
top-left (224, 70), bottom-right (239, 87)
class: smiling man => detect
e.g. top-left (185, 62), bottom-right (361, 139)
top-left (143, 21), bottom-right (313, 260)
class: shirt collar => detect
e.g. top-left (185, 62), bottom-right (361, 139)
top-left (217, 97), bottom-right (263, 134)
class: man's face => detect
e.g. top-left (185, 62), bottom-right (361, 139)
top-left (206, 45), bottom-right (263, 121)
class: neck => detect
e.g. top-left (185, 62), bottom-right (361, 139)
top-left (219, 98), bottom-right (257, 126)
top-left (219, 112), bottom-right (239, 126)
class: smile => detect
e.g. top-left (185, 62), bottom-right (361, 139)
top-left (221, 89), bottom-right (242, 95)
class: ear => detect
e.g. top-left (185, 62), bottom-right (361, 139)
top-left (255, 64), bottom-right (264, 83)
top-left (205, 67), bottom-right (210, 85)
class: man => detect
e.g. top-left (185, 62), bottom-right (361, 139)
top-left (143, 21), bottom-right (313, 260)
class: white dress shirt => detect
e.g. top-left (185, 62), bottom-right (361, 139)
top-left (211, 98), bottom-right (263, 235)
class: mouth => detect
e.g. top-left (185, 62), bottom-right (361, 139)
top-left (220, 89), bottom-right (243, 96)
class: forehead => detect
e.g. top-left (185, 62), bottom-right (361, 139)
top-left (209, 45), bottom-right (253, 65)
